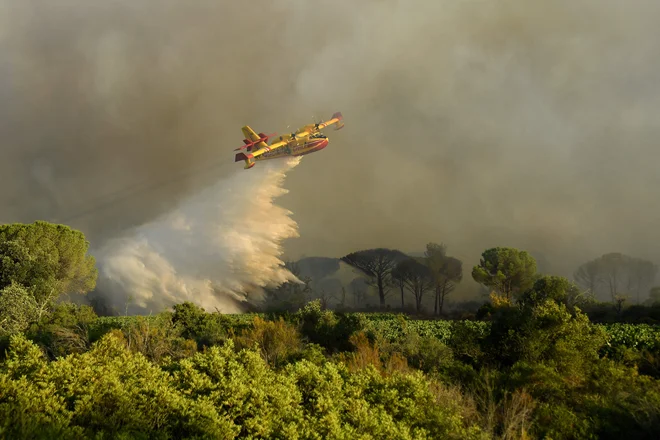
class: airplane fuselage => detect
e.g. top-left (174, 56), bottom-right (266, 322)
top-left (256, 136), bottom-right (329, 161)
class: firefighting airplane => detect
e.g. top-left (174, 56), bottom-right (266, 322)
top-left (234, 112), bottom-right (344, 169)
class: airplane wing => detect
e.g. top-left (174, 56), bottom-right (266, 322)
top-left (316, 112), bottom-right (344, 131)
top-left (247, 139), bottom-right (289, 160)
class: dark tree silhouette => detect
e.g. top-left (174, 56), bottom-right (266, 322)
top-left (425, 243), bottom-right (463, 315)
top-left (575, 253), bottom-right (658, 303)
top-left (340, 248), bottom-right (408, 307)
top-left (392, 258), bottom-right (433, 312)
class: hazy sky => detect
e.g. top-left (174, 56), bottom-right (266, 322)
top-left (2, 0), bottom-right (659, 292)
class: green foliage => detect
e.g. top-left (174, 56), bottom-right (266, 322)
top-left (121, 314), bottom-right (198, 363)
top-left (362, 314), bottom-right (488, 346)
top-left (24, 302), bottom-right (99, 359)
top-left (47, 302), bottom-right (98, 329)
top-left (472, 247), bottom-right (537, 299)
top-left (234, 316), bottom-right (304, 367)
top-left (0, 283), bottom-right (39, 336)
top-left (518, 275), bottom-right (573, 307)
top-left (0, 221), bottom-right (97, 306)
top-left (488, 299), bottom-right (607, 371)
top-left (89, 311), bottom-right (660, 359)
top-left (448, 320), bottom-right (487, 368)
top-left (481, 282), bottom-right (660, 439)
top-left (295, 300), bottom-right (369, 352)
top-left (0, 333), bottom-right (484, 439)
top-left (1, 295), bottom-right (660, 439)
top-left (171, 301), bottom-right (228, 349)
top-left (390, 329), bottom-right (455, 374)
top-left (518, 275), bottom-right (596, 314)
top-left (284, 361), bottom-right (483, 439)
top-left (600, 323), bottom-right (660, 357)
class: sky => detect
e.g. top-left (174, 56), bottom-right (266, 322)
top-left (1, 0), bottom-right (659, 306)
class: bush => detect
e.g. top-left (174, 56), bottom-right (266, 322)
top-left (295, 300), bottom-right (368, 352)
top-left (0, 332), bottom-right (487, 439)
top-left (171, 301), bottom-right (227, 349)
top-left (234, 316), bottom-right (303, 367)
top-left (121, 314), bottom-right (197, 363)
top-left (381, 323), bottom-right (454, 375)
top-left (27, 303), bottom-right (99, 359)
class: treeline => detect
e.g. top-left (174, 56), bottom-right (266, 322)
top-left (265, 244), bottom-right (660, 323)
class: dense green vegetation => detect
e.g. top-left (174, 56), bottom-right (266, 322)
top-left (91, 313), bottom-right (660, 356)
top-left (1, 221), bottom-right (660, 438)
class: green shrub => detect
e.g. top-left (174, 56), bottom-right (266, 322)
top-left (234, 316), bottom-right (303, 367)
top-left (294, 300), bottom-right (368, 352)
top-left (0, 283), bottom-right (39, 336)
top-left (171, 301), bottom-right (227, 349)
top-left (27, 303), bottom-right (99, 359)
top-left (121, 314), bottom-right (197, 363)
top-left (0, 332), bottom-right (485, 439)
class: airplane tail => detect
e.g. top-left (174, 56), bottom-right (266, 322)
top-left (235, 152), bottom-right (256, 169)
top-left (331, 112), bottom-right (344, 130)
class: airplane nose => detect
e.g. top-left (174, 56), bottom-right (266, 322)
top-left (321, 139), bottom-right (329, 148)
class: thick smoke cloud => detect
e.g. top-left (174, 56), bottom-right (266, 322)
top-left (1, 0), bottom-right (660, 304)
top-left (279, 0), bottom-right (660, 277)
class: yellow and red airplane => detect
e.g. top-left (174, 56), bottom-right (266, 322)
top-left (234, 112), bottom-right (344, 169)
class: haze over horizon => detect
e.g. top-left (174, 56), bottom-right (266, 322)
top-left (2, 0), bottom-right (660, 305)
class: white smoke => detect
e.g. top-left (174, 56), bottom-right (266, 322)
top-left (95, 157), bottom-right (302, 313)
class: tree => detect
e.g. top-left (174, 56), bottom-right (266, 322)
top-left (390, 263), bottom-right (407, 309)
top-left (0, 283), bottom-right (39, 336)
top-left (573, 260), bottom-right (601, 296)
top-left (487, 297), bottom-right (607, 373)
top-left (471, 247), bottom-right (537, 300)
top-left (339, 287), bottom-right (347, 309)
top-left (600, 253), bottom-right (633, 301)
top-left (574, 253), bottom-right (658, 303)
top-left (348, 278), bottom-right (368, 307)
top-left (392, 258), bottom-right (433, 312)
top-left (340, 248), bottom-right (408, 307)
top-left (518, 275), bottom-right (594, 312)
top-left (630, 258), bottom-right (658, 304)
top-left (0, 221), bottom-right (97, 306)
top-left (317, 289), bottom-right (335, 310)
top-left (424, 243), bottom-right (463, 315)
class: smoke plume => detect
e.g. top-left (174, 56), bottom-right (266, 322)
top-left (95, 158), bottom-right (302, 313)
top-left (1, 0), bottom-right (660, 305)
